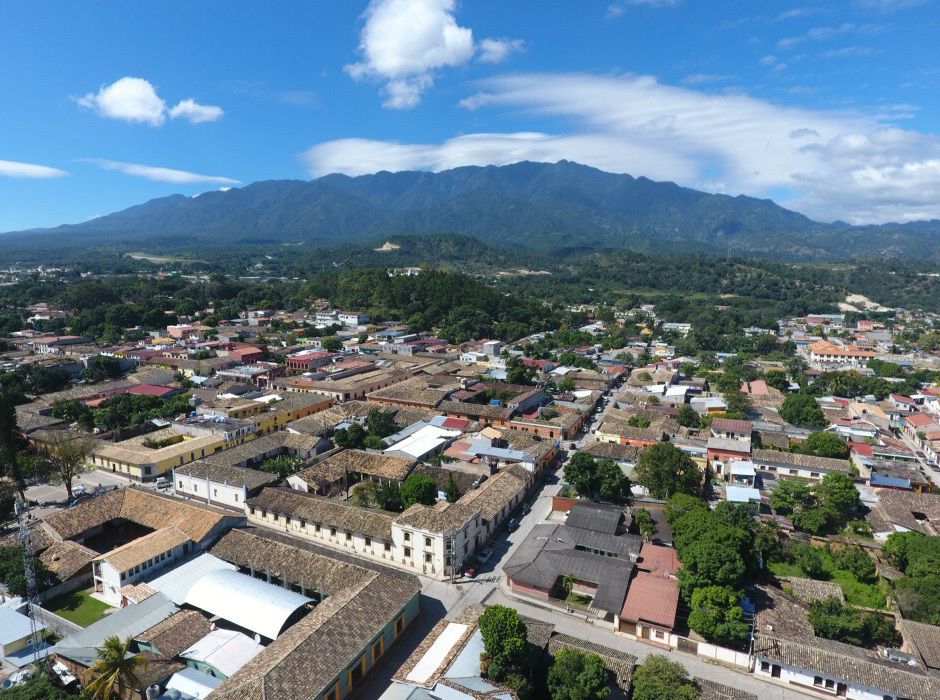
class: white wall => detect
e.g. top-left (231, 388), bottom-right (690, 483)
top-left (174, 469), bottom-right (247, 509)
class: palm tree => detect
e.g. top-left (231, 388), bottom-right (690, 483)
top-left (563, 574), bottom-right (577, 596)
top-left (85, 635), bottom-right (147, 700)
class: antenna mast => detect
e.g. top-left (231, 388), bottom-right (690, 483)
top-left (15, 498), bottom-right (43, 663)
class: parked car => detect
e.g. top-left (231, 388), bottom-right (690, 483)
top-left (522, 503), bottom-right (531, 516)
top-left (477, 547), bottom-right (493, 563)
top-left (464, 565), bottom-right (477, 578)
top-left (155, 477), bottom-right (170, 490)
top-left (507, 518), bottom-right (518, 532)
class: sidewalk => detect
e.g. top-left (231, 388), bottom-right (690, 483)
top-left (489, 585), bottom-right (816, 700)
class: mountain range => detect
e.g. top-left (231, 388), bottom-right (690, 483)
top-left (4, 160), bottom-right (940, 261)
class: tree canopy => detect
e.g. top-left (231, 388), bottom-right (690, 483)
top-left (546, 648), bottom-right (610, 700)
top-left (634, 443), bottom-right (702, 499)
top-left (631, 655), bottom-right (699, 700)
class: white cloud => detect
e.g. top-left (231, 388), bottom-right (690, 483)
top-left (78, 77), bottom-right (223, 126)
top-left (346, 0), bottom-right (475, 108)
top-left (680, 73), bottom-right (733, 86)
top-left (607, 0), bottom-right (676, 16)
top-left (458, 91), bottom-right (497, 110)
top-left (87, 159), bottom-right (239, 185)
top-left (759, 55), bottom-right (778, 66)
top-left (776, 7), bottom-right (820, 20)
top-left (0, 160), bottom-right (68, 178)
top-left (777, 23), bottom-right (885, 49)
top-left (478, 38), bottom-right (524, 64)
top-left (820, 46), bottom-right (876, 57)
top-left (857, 0), bottom-right (930, 11)
top-left (345, 0), bottom-right (522, 108)
top-left (303, 71), bottom-right (940, 224)
top-left (168, 99), bottom-right (224, 123)
top-left (78, 77), bottom-right (168, 126)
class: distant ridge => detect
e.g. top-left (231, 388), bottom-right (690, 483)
top-left (4, 160), bottom-right (940, 260)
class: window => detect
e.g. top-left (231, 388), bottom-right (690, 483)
top-left (404, 547), bottom-right (411, 558)
top-left (365, 537), bottom-right (372, 547)
top-left (760, 662), bottom-right (770, 672)
top-left (330, 527), bottom-right (337, 537)
top-left (213, 488), bottom-right (218, 497)
top-left (384, 542), bottom-right (391, 552)
top-left (403, 531), bottom-right (411, 542)
top-left (425, 537), bottom-right (431, 547)
top-left (814, 677), bottom-right (823, 687)
top-left (315, 522), bottom-right (321, 532)
top-left (372, 637), bottom-right (384, 662)
top-left (300, 519), bottom-right (306, 529)
top-left (261, 509), bottom-right (267, 518)
top-left (179, 480), bottom-right (183, 488)
top-left (249, 507), bottom-right (255, 516)
top-left (395, 614), bottom-right (405, 637)
top-left (654, 630), bottom-right (664, 639)
top-left (425, 552), bottom-right (432, 563)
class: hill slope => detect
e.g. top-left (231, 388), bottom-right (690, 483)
top-left (5, 161), bottom-right (940, 260)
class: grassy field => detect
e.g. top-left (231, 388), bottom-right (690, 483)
top-left (769, 551), bottom-right (887, 609)
top-left (45, 589), bottom-right (112, 627)
top-left (565, 591), bottom-right (593, 610)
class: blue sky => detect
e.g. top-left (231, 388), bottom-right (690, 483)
top-left (2, 0), bottom-right (939, 231)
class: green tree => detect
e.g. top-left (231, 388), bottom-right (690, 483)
top-left (334, 424), bottom-right (366, 449)
top-left (676, 537), bottom-right (747, 597)
top-left (401, 474), bottom-right (437, 508)
top-left (815, 472), bottom-right (859, 522)
top-left (631, 655), bottom-right (699, 700)
top-left (0, 546), bottom-right (59, 597)
top-left (688, 586), bottom-right (750, 648)
top-left (444, 472), bottom-right (461, 503)
top-left (546, 648), bottom-right (610, 700)
top-left (802, 432), bottom-right (849, 459)
top-left (635, 508), bottom-right (657, 542)
top-left (779, 393), bottom-right (827, 428)
top-left (634, 443), bottom-right (702, 499)
top-left (321, 337), bottom-right (343, 352)
top-left (350, 481), bottom-right (377, 508)
top-left (769, 477), bottom-right (815, 515)
top-left (564, 452), bottom-right (599, 498)
top-left (363, 434), bottom-right (386, 450)
top-left (676, 405), bottom-right (701, 429)
top-left (0, 668), bottom-right (77, 700)
top-left (597, 459), bottom-right (630, 504)
top-left (884, 531), bottom-right (922, 570)
top-left (366, 407), bottom-right (398, 439)
top-left (85, 635), bottom-right (148, 700)
top-left (722, 388), bottom-right (752, 418)
top-left (37, 432), bottom-right (96, 501)
top-left (478, 605), bottom-right (528, 681)
top-left (375, 482), bottom-right (404, 512)
top-left (257, 454), bottom-right (303, 477)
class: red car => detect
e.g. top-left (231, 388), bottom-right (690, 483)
top-left (464, 566), bottom-right (477, 578)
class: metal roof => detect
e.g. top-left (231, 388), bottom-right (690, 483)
top-left (146, 552), bottom-right (237, 605)
top-left (179, 629), bottom-right (264, 678)
top-left (184, 569), bottom-right (312, 640)
top-left (564, 502), bottom-right (623, 535)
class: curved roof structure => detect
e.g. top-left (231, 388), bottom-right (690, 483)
top-left (184, 569), bottom-right (311, 640)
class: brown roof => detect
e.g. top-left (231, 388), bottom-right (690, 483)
top-left (752, 449), bottom-right (853, 474)
top-left (295, 449), bottom-right (415, 484)
top-left (619, 571), bottom-right (679, 630)
top-left (38, 540), bottom-right (97, 580)
top-left (208, 558), bottom-right (418, 700)
top-left (711, 417), bottom-right (753, 434)
top-left (871, 488), bottom-right (940, 535)
top-left (94, 526), bottom-right (191, 572)
top-left (636, 542), bottom-right (680, 577)
top-left (177, 461), bottom-right (279, 490)
top-left (900, 619), bottom-right (940, 670)
top-left (42, 486), bottom-right (239, 543)
top-left (137, 609), bottom-right (212, 658)
top-left (780, 576), bottom-right (845, 604)
top-left (247, 487), bottom-right (396, 540)
top-left (582, 441), bottom-right (640, 462)
top-left (439, 400), bottom-right (515, 421)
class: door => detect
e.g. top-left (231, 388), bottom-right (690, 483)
top-left (771, 665), bottom-right (781, 678)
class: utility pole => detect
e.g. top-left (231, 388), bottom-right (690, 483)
top-left (15, 498), bottom-right (43, 663)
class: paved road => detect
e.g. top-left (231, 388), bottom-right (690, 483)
top-left (22, 470), bottom-right (140, 519)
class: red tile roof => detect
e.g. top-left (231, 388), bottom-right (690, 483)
top-left (711, 417), bottom-right (752, 434)
top-left (620, 572), bottom-right (680, 630)
top-left (636, 543), bottom-right (680, 577)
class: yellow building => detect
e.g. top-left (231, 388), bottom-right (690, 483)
top-left (91, 432), bottom-right (226, 482)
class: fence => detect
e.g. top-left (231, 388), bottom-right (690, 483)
top-left (29, 601), bottom-right (82, 638)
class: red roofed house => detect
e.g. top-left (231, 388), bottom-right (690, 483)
top-left (903, 413), bottom-right (940, 443)
top-left (636, 543), bottom-right (680, 578)
top-left (125, 384), bottom-right (183, 399)
top-left (740, 380), bottom-right (771, 397)
top-left (617, 571), bottom-right (680, 648)
top-left (710, 418), bottom-right (753, 440)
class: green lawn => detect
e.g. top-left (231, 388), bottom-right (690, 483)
top-left (44, 589), bottom-right (112, 627)
top-left (768, 561), bottom-right (805, 578)
top-left (770, 550), bottom-right (887, 610)
top-left (565, 591), bottom-right (593, 610)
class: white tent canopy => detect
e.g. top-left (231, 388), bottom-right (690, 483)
top-left (184, 569), bottom-right (311, 640)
